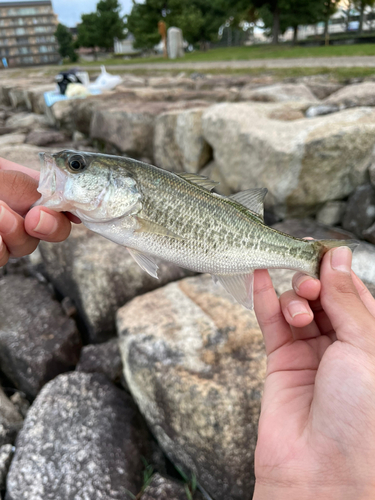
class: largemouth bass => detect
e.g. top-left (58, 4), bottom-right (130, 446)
top-left (35, 150), bottom-right (356, 309)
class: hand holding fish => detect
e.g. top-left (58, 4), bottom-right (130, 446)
top-left (253, 248), bottom-right (375, 500)
top-left (0, 157), bottom-right (76, 267)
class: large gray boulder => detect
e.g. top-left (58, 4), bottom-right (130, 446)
top-left (141, 473), bottom-right (204, 500)
top-left (90, 100), bottom-right (211, 162)
top-left (39, 224), bottom-right (193, 343)
top-left (154, 107), bottom-right (211, 173)
top-left (324, 82), bottom-right (375, 108)
top-left (0, 275), bottom-right (81, 398)
top-left (6, 372), bottom-right (152, 500)
top-left (239, 83), bottom-right (318, 103)
top-left (118, 274), bottom-right (266, 500)
top-left (202, 102), bottom-right (375, 218)
top-left (5, 112), bottom-right (49, 132)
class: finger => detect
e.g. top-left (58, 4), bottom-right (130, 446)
top-left (292, 272), bottom-right (321, 301)
top-left (320, 247), bottom-right (375, 353)
top-left (0, 202), bottom-right (39, 257)
top-left (309, 298), bottom-right (335, 340)
top-left (0, 157), bottom-right (40, 181)
top-left (279, 289), bottom-right (319, 331)
top-left (352, 271), bottom-right (375, 319)
top-left (25, 207), bottom-right (71, 243)
top-left (0, 235), bottom-right (10, 267)
top-left (0, 170), bottom-right (40, 215)
top-left (254, 269), bottom-right (292, 355)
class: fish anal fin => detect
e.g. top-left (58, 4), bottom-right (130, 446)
top-left (178, 172), bottom-right (219, 192)
top-left (229, 188), bottom-right (268, 220)
top-left (214, 272), bottom-right (254, 310)
top-left (127, 248), bottom-right (159, 279)
top-left (136, 217), bottom-right (184, 241)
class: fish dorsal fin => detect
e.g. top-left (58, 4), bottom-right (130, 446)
top-left (229, 188), bottom-right (268, 220)
top-left (178, 172), bottom-right (219, 192)
top-left (214, 272), bottom-right (254, 310)
top-left (136, 216), bottom-right (184, 241)
top-left (127, 248), bottom-right (159, 279)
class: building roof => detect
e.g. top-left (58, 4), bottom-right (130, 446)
top-left (0, 1), bottom-right (52, 6)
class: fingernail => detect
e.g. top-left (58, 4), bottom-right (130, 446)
top-left (33, 211), bottom-right (58, 236)
top-left (293, 273), bottom-right (316, 292)
top-left (331, 246), bottom-right (352, 274)
top-left (287, 300), bottom-right (312, 319)
top-left (0, 205), bottom-right (17, 234)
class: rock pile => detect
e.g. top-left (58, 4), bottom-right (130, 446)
top-left (2, 70), bottom-right (375, 499)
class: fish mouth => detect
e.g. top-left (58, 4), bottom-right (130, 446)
top-left (33, 152), bottom-right (67, 209)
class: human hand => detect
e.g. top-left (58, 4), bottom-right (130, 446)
top-left (0, 157), bottom-right (78, 266)
top-left (253, 247), bottom-right (375, 500)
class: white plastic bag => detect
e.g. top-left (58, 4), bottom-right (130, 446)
top-left (89, 66), bottom-right (122, 92)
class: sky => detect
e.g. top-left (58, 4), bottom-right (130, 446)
top-left (0, 0), bottom-right (134, 27)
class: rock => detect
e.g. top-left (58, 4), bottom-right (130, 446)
top-left (268, 108), bottom-right (305, 121)
top-left (39, 224), bottom-right (193, 343)
top-left (305, 104), bottom-right (339, 118)
top-left (5, 112), bottom-right (49, 132)
top-left (141, 473), bottom-right (203, 500)
top-left (200, 160), bottom-right (232, 196)
top-left (118, 274), bottom-right (266, 500)
top-left (0, 444), bottom-right (14, 491)
top-left (316, 200), bottom-right (346, 226)
top-left (240, 83), bottom-right (318, 103)
top-left (271, 219), bottom-right (375, 293)
top-left (117, 75), bottom-right (146, 88)
top-left (26, 129), bottom-right (67, 146)
top-left (0, 386), bottom-right (23, 447)
top-left (325, 82), bottom-right (375, 108)
top-left (90, 100), bottom-right (211, 161)
top-left (9, 393), bottom-right (30, 419)
top-left (305, 82), bottom-right (343, 100)
top-left (0, 144), bottom-right (52, 172)
top-left (342, 184), bottom-right (375, 238)
top-left (0, 275), bottom-right (81, 398)
top-left (6, 372), bottom-right (152, 500)
top-left (0, 127), bottom-right (15, 136)
top-left (76, 338), bottom-right (123, 383)
top-left (0, 134), bottom-right (25, 146)
top-left (202, 103), bottom-right (375, 218)
top-left (154, 107), bottom-right (211, 173)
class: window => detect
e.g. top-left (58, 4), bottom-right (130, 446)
top-left (15, 28), bottom-right (26, 35)
top-left (19, 47), bottom-right (28, 54)
top-left (16, 37), bottom-right (28, 45)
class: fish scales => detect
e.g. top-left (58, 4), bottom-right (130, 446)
top-left (34, 150), bottom-right (357, 309)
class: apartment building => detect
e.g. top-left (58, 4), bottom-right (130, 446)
top-left (0, 0), bottom-right (59, 67)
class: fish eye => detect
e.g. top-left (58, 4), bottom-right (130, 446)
top-left (68, 155), bottom-right (86, 173)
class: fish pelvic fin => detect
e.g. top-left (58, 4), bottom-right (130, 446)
top-left (214, 272), bottom-right (254, 310)
top-left (127, 248), bottom-right (159, 279)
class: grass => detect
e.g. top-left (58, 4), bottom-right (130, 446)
top-left (76, 43), bottom-right (375, 67)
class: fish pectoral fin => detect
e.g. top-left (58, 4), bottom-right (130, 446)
top-left (229, 188), bottom-right (268, 220)
top-left (178, 172), bottom-right (219, 192)
top-left (127, 248), bottom-right (159, 279)
top-left (135, 217), bottom-right (184, 241)
top-left (214, 272), bottom-right (254, 310)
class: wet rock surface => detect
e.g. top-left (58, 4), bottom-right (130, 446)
top-left (240, 82), bottom-right (318, 103)
top-left (342, 184), bottom-right (375, 238)
top-left (6, 372), bottom-right (152, 500)
top-left (118, 274), bottom-right (266, 500)
top-left (39, 225), bottom-right (193, 343)
top-left (0, 275), bottom-right (81, 397)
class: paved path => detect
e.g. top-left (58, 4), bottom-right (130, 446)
top-left (101, 55), bottom-right (375, 71)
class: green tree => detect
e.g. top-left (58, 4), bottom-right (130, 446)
top-left (354, 0), bottom-right (375, 34)
top-left (322, 0), bottom-right (340, 44)
top-left (77, 0), bottom-right (125, 54)
top-left (96, 0), bottom-right (126, 49)
top-left (126, 0), bottom-right (231, 50)
top-left (54, 23), bottom-right (78, 62)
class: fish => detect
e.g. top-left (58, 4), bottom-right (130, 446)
top-left (34, 150), bottom-right (357, 309)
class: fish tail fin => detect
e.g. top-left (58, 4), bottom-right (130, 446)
top-left (317, 239), bottom-right (359, 255)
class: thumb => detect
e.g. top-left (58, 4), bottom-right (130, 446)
top-left (320, 246), bottom-right (375, 354)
